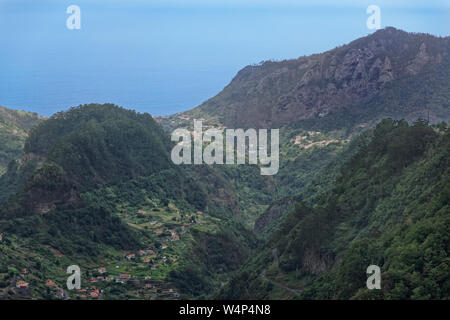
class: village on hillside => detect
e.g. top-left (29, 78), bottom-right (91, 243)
top-left (0, 203), bottom-right (215, 300)
top-left (291, 131), bottom-right (350, 150)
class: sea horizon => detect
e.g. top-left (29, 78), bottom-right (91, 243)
top-left (1, 0), bottom-right (449, 117)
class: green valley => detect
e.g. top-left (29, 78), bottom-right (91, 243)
top-left (1, 27), bottom-right (449, 300)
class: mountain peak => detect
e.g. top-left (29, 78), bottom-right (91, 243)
top-left (184, 28), bottom-right (449, 130)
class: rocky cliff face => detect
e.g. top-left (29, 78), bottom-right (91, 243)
top-left (0, 106), bottom-right (44, 174)
top-left (187, 27), bottom-right (449, 129)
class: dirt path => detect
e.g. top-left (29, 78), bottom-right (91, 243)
top-left (260, 270), bottom-right (301, 295)
top-left (259, 248), bottom-right (302, 295)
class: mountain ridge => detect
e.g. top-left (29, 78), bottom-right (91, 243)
top-left (170, 27), bottom-right (450, 131)
top-left (0, 27), bottom-right (449, 300)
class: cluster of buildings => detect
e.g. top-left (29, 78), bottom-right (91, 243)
top-left (15, 280), bottom-right (29, 290)
top-left (11, 264), bottom-right (179, 299)
top-left (292, 133), bottom-right (348, 150)
top-left (14, 277), bottom-right (65, 299)
top-left (45, 279), bottom-right (67, 299)
top-left (13, 269), bottom-right (31, 295)
top-left (89, 275), bottom-right (114, 283)
top-left (125, 248), bottom-right (156, 261)
top-left (74, 287), bottom-right (100, 299)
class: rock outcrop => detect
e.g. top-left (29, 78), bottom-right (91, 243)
top-left (186, 27), bottom-right (449, 129)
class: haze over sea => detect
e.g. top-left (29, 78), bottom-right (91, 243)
top-left (1, 0), bottom-right (449, 116)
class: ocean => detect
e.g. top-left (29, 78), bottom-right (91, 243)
top-left (0, 0), bottom-right (448, 116)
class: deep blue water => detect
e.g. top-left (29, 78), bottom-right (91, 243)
top-left (0, 0), bottom-right (449, 116)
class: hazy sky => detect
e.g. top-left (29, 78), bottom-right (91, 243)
top-left (0, 0), bottom-right (449, 116)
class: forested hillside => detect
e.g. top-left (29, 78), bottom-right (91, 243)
top-left (216, 120), bottom-right (450, 299)
top-left (0, 104), bottom-right (257, 299)
top-left (155, 26), bottom-right (450, 236)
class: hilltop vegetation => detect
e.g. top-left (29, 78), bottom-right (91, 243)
top-left (0, 106), bottom-right (44, 175)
